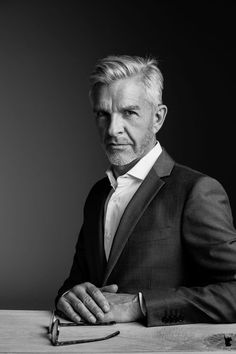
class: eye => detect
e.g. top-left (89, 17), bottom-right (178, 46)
top-left (95, 111), bottom-right (110, 120)
top-left (123, 110), bottom-right (136, 117)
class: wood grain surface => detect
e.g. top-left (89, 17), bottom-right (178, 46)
top-left (1, 310), bottom-right (236, 353)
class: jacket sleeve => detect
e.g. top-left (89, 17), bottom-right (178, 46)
top-left (142, 176), bottom-right (236, 326)
top-left (55, 224), bottom-right (87, 306)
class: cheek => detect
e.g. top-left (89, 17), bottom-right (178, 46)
top-left (127, 122), bottom-right (150, 139)
top-left (131, 125), bottom-right (155, 147)
top-left (126, 129), bottom-right (143, 145)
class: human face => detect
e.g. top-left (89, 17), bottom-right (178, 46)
top-left (92, 76), bottom-right (166, 167)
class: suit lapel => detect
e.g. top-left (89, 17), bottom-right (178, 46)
top-left (102, 149), bottom-right (175, 285)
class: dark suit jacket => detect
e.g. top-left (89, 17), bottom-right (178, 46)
top-left (57, 149), bottom-right (236, 326)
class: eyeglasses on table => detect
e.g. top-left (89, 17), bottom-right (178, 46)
top-left (48, 310), bottom-right (120, 346)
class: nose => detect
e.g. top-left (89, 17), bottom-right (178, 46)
top-left (107, 114), bottom-right (124, 137)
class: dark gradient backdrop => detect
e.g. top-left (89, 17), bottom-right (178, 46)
top-left (0, 1), bottom-right (235, 309)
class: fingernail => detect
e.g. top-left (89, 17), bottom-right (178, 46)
top-left (89, 315), bottom-right (96, 323)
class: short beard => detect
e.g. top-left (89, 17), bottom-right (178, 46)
top-left (105, 149), bottom-right (137, 166)
top-left (104, 126), bottom-right (156, 166)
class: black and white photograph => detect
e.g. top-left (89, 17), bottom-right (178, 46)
top-left (0, 1), bottom-right (236, 352)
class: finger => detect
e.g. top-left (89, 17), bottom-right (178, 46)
top-left (85, 283), bottom-right (111, 313)
top-left (67, 292), bottom-right (98, 323)
top-left (57, 296), bottom-right (82, 324)
top-left (72, 284), bottom-right (107, 319)
top-left (100, 284), bottom-right (118, 293)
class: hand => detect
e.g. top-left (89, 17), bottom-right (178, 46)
top-left (56, 282), bottom-right (118, 324)
top-left (101, 292), bottom-right (144, 323)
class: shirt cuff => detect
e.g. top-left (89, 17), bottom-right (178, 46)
top-left (138, 292), bottom-right (147, 316)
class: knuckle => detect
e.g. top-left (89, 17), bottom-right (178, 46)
top-left (72, 282), bottom-right (91, 294)
top-left (71, 285), bottom-right (80, 293)
top-left (56, 300), bottom-right (63, 311)
top-left (57, 297), bottom-right (64, 305)
top-left (64, 301), bottom-right (72, 311)
top-left (90, 287), bottom-right (99, 297)
top-left (84, 282), bottom-right (92, 288)
top-left (73, 299), bottom-right (82, 311)
top-left (83, 295), bottom-right (93, 307)
top-left (88, 285), bottom-right (100, 298)
top-left (59, 296), bottom-right (68, 307)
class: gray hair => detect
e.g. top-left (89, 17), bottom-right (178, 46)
top-left (89, 55), bottom-right (164, 107)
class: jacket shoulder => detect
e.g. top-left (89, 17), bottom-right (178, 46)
top-left (169, 161), bottom-right (227, 199)
top-left (173, 162), bottom-right (206, 179)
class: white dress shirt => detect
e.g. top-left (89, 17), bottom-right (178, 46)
top-left (104, 142), bottom-right (162, 260)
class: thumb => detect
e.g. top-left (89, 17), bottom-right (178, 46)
top-left (100, 284), bottom-right (118, 293)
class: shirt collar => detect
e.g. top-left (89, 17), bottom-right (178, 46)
top-left (106, 169), bottom-right (117, 190)
top-left (106, 142), bottom-right (162, 188)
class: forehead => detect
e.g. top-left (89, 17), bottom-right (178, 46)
top-left (92, 76), bottom-right (149, 108)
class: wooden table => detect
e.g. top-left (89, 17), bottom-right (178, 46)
top-left (1, 310), bottom-right (236, 353)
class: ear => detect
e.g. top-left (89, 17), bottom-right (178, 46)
top-left (153, 104), bottom-right (168, 134)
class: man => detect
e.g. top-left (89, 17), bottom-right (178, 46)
top-left (56, 55), bottom-right (236, 327)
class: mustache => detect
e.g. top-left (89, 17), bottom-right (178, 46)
top-left (104, 138), bottom-right (131, 145)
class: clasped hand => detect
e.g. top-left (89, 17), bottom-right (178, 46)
top-left (57, 282), bottom-right (143, 324)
